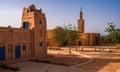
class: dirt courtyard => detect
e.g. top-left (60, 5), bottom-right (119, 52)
top-left (1, 47), bottom-right (120, 72)
top-left (47, 47), bottom-right (120, 72)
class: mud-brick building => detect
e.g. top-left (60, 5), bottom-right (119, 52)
top-left (47, 9), bottom-right (100, 46)
top-left (0, 4), bottom-right (47, 61)
top-left (77, 9), bottom-right (100, 46)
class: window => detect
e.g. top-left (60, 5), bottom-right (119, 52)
top-left (39, 42), bottom-right (43, 47)
top-left (23, 22), bottom-right (29, 29)
top-left (39, 20), bottom-right (42, 24)
top-left (40, 30), bottom-right (42, 37)
top-left (22, 45), bottom-right (26, 50)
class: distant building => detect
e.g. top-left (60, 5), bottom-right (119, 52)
top-left (47, 9), bottom-right (100, 46)
top-left (77, 9), bottom-right (100, 46)
top-left (0, 4), bottom-right (47, 61)
top-left (78, 9), bottom-right (84, 33)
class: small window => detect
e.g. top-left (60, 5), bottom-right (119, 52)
top-left (23, 22), bottom-right (29, 29)
top-left (39, 42), bottom-right (43, 47)
top-left (22, 45), bottom-right (26, 50)
top-left (40, 30), bottom-right (42, 37)
top-left (39, 20), bottom-right (42, 24)
top-left (27, 9), bottom-right (29, 13)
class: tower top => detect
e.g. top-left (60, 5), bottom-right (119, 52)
top-left (22, 4), bottom-right (46, 29)
top-left (78, 8), bottom-right (84, 33)
top-left (80, 7), bottom-right (82, 11)
top-left (29, 4), bottom-right (36, 11)
top-left (80, 7), bottom-right (83, 19)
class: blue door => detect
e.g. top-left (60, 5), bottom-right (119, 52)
top-left (23, 22), bottom-right (29, 29)
top-left (0, 46), bottom-right (5, 61)
top-left (15, 46), bottom-right (20, 59)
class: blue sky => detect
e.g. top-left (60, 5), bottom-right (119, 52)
top-left (0, 0), bottom-right (120, 35)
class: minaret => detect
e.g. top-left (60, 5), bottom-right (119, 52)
top-left (78, 8), bottom-right (84, 33)
top-left (21, 4), bottom-right (47, 56)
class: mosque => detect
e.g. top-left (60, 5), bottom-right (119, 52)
top-left (0, 4), bottom-right (100, 61)
top-left (0, 4), bottom-right (47, 61)
top-left (77, 9), bottom-right (100, 46)
top-left (47, 9), bottom-right (100, 46)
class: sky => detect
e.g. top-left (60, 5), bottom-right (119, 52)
top-left (0, 0), bottom-right (120, 35)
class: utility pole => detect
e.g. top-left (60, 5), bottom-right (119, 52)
top-left (68, 21), bottom-right (72, 54)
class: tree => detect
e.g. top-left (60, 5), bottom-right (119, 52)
top-left (105, 22), bottom-right (120, 43)
top-left (53, 26), bottom-right (79, 46)
top-left (101, 35), bottom-right (110, 40)
top-left (53, 26), bottom-right (68, 46)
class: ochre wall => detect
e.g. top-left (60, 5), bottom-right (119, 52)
top-left (77, 33), bottom-right (100, 46)
top-left (0, 4), bottom-right (47, 61)
top-left (47, 30), bottom-right (62, 47)
top-left (47, 30), bottom-right (100, 47)
top-left (21, 4), bottom-right (47, 57)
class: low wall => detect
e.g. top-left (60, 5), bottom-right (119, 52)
top-left (116, 44), bottom-right (120, 48)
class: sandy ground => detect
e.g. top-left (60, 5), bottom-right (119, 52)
top-left (47, 48), bottom-right (120, 72)
top-left (10, 61), bottom-right (96, 72)
top-left (72, 47), bottom-right (120, 72)
top-left (76, 52), bottom-right (120, 72)
top-left (1, 47), bottom-right (120, 72)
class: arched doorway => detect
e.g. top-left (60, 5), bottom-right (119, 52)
top-left (78, 41), bottom-right (81, 46)
top-left (95, 37), bottom-right (99, 45)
